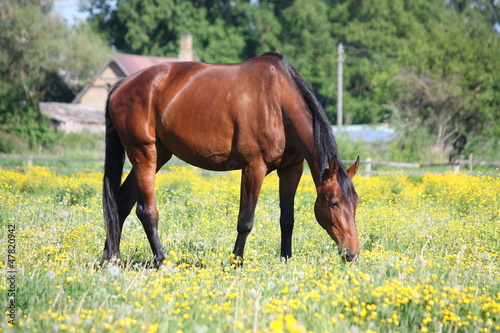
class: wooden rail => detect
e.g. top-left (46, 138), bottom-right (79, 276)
top-left (0, 156), bottom-right (499, 176)
top-left (343, 158), bottom-right (500, 176)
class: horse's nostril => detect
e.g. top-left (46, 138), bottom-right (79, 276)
top-left (340, 249), bottom-right (359, 263)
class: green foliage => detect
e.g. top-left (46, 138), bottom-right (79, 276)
top-left (54, 182), bottom-right (97, 206)
top-left (0, 91), bottom-right (57, 152)
top-left (0, 0), bottom-right (111, 151)
top-left (334, 133), bottom-right (373, 161)
top-left (1, 0), bottom-right (498, 158)
top-left (85, 0), bottom-right (499, 159)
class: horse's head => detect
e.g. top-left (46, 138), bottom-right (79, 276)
top-left (314, 157), bottom-right (360, 262)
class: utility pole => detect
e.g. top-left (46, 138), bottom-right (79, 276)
top-left (337, 43), bottom-right (343, 131)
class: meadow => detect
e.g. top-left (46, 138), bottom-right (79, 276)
top-left (1, 166), bottom-right (499, 333)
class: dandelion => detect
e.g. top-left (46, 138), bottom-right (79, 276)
top-left (417, 256), bottom-right (427, 267)
top-left (109, 265), bottom-right (120, 277)
top-left (479, 252), bottom-right (491, 260)
top-left (350, 326), bottom-right (360, 333)
top-left (194, 325), bottom-right (207, 333)
top-left (2, 167), bottom-right (499, 332)
top-left (269, 318), bottom-right (284, 332)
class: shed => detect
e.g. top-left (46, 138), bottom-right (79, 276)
top-left (39, 102), bottom-right (105, 134)
top-left (72, 53), bottom-right (181, 110)
top-left (40, 34), bottom-right (194, 133)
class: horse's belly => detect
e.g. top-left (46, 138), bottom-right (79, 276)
top-left (160, 128), bottom-right (284, 172)
top-left (160, 131), bottom-right (244, 171)
top-left (176, 153), bottom-right (242, 171)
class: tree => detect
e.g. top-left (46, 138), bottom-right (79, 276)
top-left (0, 0), bottom-right (111, 151)
top-left (446, 0), bottom-right (500, 27)
top-left (390, 71), bottom-right (479, 159)
top-left (395, 10), bottom-right (500, 156)
top-left (86, 0), bottom-right (249, 62)
top-left (85, 0), bottom-right (499, 159)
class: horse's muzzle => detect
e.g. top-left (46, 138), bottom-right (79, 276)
top-left (340, 248), bottom-right (359, 263)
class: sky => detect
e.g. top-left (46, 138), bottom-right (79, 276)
top-left (53, 0), bottom-right (89, 26)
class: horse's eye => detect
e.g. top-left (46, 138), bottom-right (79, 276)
top-left (329, 201), bottom-right (339, 208)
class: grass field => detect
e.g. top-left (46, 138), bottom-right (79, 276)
top-left (1, 166), bottom-right (499, 333)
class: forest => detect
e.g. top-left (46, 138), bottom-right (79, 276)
top-left (1, 0), bottom-right (499, 161)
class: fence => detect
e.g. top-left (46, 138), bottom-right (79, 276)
top-left (1, 155), bottom-right (499, 176)
top-left (345, 158), bottom-right (500, 176)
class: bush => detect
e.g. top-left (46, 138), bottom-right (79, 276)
top-left (0, 92), bottom-right (58, 153)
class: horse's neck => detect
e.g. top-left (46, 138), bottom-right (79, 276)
top-left (285, 110), bottom-right (324, 186)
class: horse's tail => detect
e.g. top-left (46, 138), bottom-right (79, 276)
top-left (103, 81), bottom-right (125, 259)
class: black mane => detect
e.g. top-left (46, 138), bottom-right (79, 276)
top-left (262, 52), bottom-right (356, 200)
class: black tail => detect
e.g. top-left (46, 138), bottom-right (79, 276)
top-left (103, 81), bottom-right (125, 259)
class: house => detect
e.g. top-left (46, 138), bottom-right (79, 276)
top-left (40, 34), bottom-right (194, 133)
top-left (70, 53), bottom-right (181, 111)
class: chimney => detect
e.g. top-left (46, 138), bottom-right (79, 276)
top-left (179, 33), bottom-right (194, 61)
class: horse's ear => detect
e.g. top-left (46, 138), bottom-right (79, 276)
top-left (346, 156), bottom-right (360, 179)
top-left (327, 156), bottom-right (339, 178)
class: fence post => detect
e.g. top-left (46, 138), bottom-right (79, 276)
top-left (468, 154), bottom-right (473, 172)
top-left (27, 156), bottom-right (33, 168)
top-left (365, 158), bottom-right (372, 177)
top-left (453, 163), bottom-right (460, 174)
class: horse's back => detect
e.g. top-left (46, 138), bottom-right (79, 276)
top-left (109, 55), bottom-right (296, 171)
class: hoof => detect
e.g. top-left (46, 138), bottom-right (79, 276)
top-left (102, 253), bottom-right (121, 265)
top-left (231, 256), bottom-right (244, 269)
top-left (154, 256), bottom-right (166, 270)
top-left (280, 255), bottom-right (292, 263)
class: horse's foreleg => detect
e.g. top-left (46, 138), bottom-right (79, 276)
top-left (277, 161), bottom-right (304, 260)
top-left (232, 163), bottom-right (267, 267)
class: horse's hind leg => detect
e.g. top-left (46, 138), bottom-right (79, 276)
top-left (130, 144), bottom-right (168, 268)
top-left (118, 148), bottom-right (171, 231)
top-left (277, 161), bottom-right (304, 260)
top-left (103, 146), bottom-right (171, 266)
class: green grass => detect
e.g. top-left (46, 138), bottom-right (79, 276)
top-left (1, 167), bottom-right (499, 332)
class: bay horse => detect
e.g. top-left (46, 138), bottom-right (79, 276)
top-left (103, 52), bottom-right (360, 268)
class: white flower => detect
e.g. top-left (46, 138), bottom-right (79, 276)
top-left (479, 252), bottom-right (491, 260)
top-left (109, 265), bottom-right (120, 277)
top-left (194, 325), bottom-right (208, 333)
top-left (47, 270), bottom-right (56, 279)
top-left (417, 256), bottom-right (427, 267)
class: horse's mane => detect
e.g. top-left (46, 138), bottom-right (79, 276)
top-left (262, 52), bottom-right (356, 199)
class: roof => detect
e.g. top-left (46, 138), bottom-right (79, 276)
top-left (333, 125), bottom-right (396, 143)
top-left (114, 53), bottom-right (180, 76)
top-left (40, 102), bottom-right (104, 124)
top-left (72, 53), bottom-right (181, 104)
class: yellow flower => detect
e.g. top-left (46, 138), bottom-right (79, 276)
top-left (147, 324), bottom-right (158, 333)
top-left (269, 318), bottom-right (284, 332)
